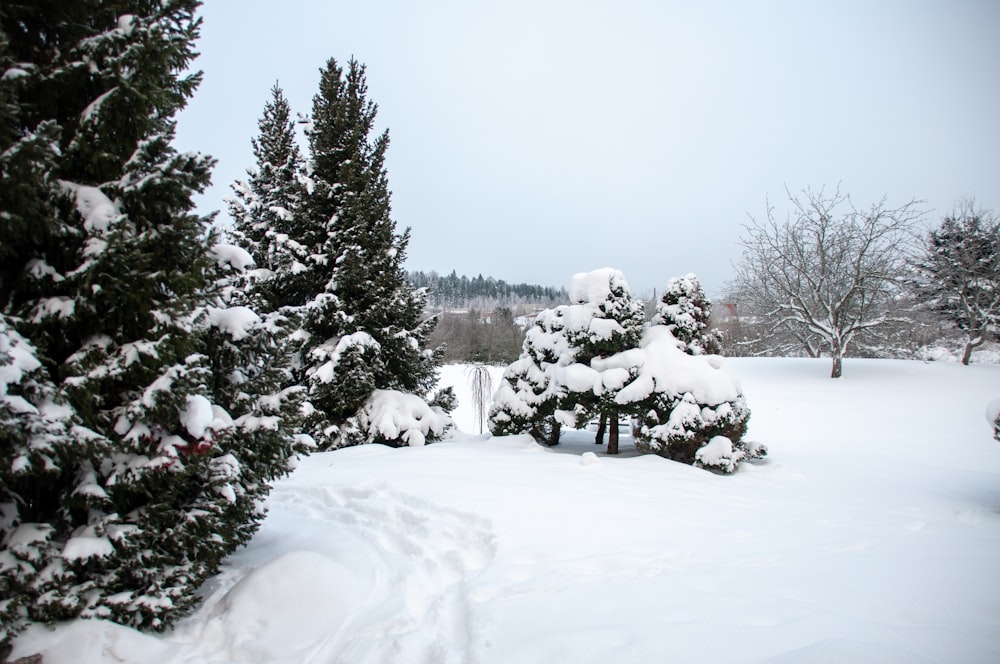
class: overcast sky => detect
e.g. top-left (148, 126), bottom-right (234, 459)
top-left (175, 0), bottom-right (1000, 298)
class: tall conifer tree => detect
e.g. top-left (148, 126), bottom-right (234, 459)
top-left (0, 3), bottom-right (297, 651)
top-left (293, 58), bottom-right (442, 447)
top-left (227, 83), bottom-right (309, 313)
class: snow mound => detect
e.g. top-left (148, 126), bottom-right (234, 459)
top-left (606, 326), bottom-right (741, 406)
top-left (180, 395), bottom-right (214, 439)
top-left (694, 435), bottom-right (742, 473)
top-left (208, 551), bottom-right (365, 660)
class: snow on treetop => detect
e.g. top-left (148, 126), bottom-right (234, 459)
top-left (569, 268), bottom-right (629, 305)
top-left (664, 273), bottom-right (699, 294)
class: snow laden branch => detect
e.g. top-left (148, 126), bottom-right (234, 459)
top-left (733, 187), bottom-right (923, 377)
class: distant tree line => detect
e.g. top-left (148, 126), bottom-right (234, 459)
top-left (408, 270), bottom-right (568, 308)
top-left (428, 308), bottom-right (526, 365)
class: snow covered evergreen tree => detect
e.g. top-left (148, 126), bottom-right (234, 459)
top-left (490, 269), bottom-right (761, 472)
top-left (912, 202), bottom-right (1000, 365)
top-left (489, 306), bottom-right (571, 445)
top-left (291, 57), bottom-right (445, 447)
top-left (556, 269), bottom-right (645, 454)
top-left (653, 273), bottom-right (722, 355)
top-left (227, 83), bottom-right (309, 314)
top-left (617, 325), bottom-right (760, 472)
top-left (0, 3), bottom-right (299, 653)
top-left (490, 269), bottom-right (644, 453)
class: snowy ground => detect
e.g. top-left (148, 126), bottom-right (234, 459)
top-left (12, 358), bottom-right (1000, 663)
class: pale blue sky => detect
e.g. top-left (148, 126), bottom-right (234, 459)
top-left (175, 0), bottom-right (1000, 297)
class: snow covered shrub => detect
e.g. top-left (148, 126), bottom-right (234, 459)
top-left (988, 399), bottom-right (1000, 442)
top-left (490, 268), bottom-right (646, 452)
top-left (608, 327), bottom-right (762, 472)
top-left (653, 273), bottom-right (722, 355)
top-left (353, 390), bottom-right (454, 447)
top-left (489, 268), bottom-right (762, 467)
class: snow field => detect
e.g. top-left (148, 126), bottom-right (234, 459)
top-left (11, 358), bottom-right (1000, 663)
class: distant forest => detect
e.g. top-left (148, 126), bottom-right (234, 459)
top-left (408, 270), bottom-right (569, 309)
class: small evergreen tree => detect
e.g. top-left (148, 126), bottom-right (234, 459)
top-left (912, 202), bottom-right (1000, 365)
top-left (559, 269), bottom-right (645, 454)
top-left (653, 273), bottom-right (723, 355)
top-left (489, 306), bottom-right (571, 445)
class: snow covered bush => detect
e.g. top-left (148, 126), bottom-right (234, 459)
top-left (490, 268), bottom-right (645, 451)
top-left (988, 399), bottom-right (1000, 443)
top-left (353, 390), bottom-right (454, 447)
top-left (605, 326), bottom-right (762, 472)
top-left (559, 269), bottom-right (646, 454)
top-left (491, 269), bottom-right (761, 469)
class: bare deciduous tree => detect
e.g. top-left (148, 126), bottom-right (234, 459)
top-left (732, 187), bottom-right (923, 378)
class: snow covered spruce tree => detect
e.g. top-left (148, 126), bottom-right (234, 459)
top-left (219, 83), bottom-right (315, 450)
top-left (290, 58), bottom-right (449, 448)
top-left (653, 273), bottom-right (722, 355)
top-left (0, 3), bottom-right (300, 652)
top-left (489, 306), bottom-right (571, 445)
top-left (912, 201), bottom-right (1000, 366)
top-left (227, 83), bottom-right (309, 314)
top-left (555, 269), bottom-right (645, 454)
